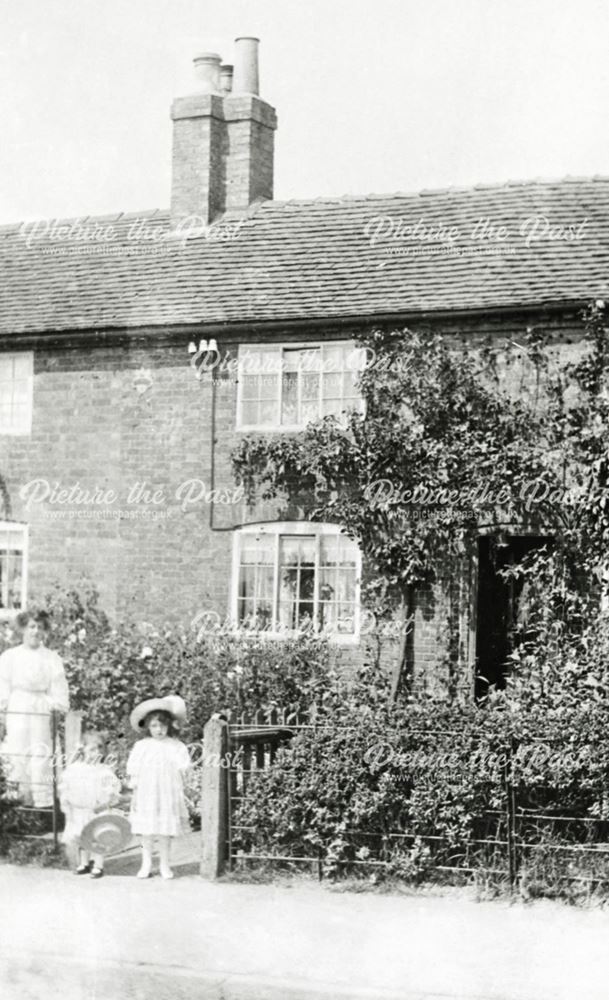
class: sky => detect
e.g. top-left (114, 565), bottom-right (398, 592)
top-left (1, 0), bottom-right (609, 222)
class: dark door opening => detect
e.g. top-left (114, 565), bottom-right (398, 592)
top-left (475, 534), bottom-right (553, 700)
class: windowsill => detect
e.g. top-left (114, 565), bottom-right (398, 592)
top-left (237, 629), bottom-right (360, 646)
top-left (236, 421), bottom-right (360, 434)
top-left (236, 423), bottom-right (313, 434)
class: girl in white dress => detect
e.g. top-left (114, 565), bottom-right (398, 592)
top-left (127, 695), bottom-right (190, 880)
top-left (0, 611), bottom-right (69, 807)
top-left (59, 730), bottom-right (121, 877)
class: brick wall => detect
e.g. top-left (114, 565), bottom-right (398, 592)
top-left (0, 341), bottom-right (231, 627)
top-left (0, 310), bottom-right (589, 688)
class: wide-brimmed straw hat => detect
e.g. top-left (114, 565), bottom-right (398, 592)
top-left (129, 694), bottom-right (187, 733)
top-left (80, 812), bottom-right (132, 855)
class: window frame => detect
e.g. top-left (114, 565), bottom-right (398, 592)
top-left (231, 521), bottom-right (362, 644)
top-left (235, 341), bottom-right (364, 432)
top-left (0, 352), bottom-right (33, 436)
top-left (0, 521), bottom-right (28, 618)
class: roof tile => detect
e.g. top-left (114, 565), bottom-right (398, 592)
top-left (1, 177), bottom-right (608, 334)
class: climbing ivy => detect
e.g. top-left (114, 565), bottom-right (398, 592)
top-left (232, 304), bottom-right (609, 621)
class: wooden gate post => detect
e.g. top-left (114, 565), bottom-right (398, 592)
top-left (65, 711), bottom-right (83, 763)
top-left (200, 716), bottom-right (229, 880)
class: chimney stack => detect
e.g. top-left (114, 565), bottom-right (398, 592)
top-left (170, 37), bottom-right (277, 226)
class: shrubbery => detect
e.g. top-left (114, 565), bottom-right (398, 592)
top-left (233, 651), bottom-right (609, 892)
top-left (0, 580), bottom-right (337, 747)
top-left (3, 580), bottom-right (609, 898)
top-left (0, 759), bottom-right (29, 854)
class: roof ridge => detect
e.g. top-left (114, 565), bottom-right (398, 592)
top-left (2, 174), bottom-right (609, 231)
top-left (261, 174), bottom-right (609, 209)
top-left (0, 208), bottom-right (170, 234)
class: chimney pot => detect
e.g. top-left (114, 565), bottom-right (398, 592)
top-left (220, 64), bottom-right (234, 93)
top-left (193, 52), bottom-right (222, 93)
top-left (170, 37), bottom-right (276, 226)
top-left (233, 37), bottom-right (260, 95)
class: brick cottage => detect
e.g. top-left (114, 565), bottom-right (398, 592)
top-left (0, 38), bottom-right (608, 696)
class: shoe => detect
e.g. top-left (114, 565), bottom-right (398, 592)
top-left (136, 866), bottom-right (151, 879)
top-left (75, 863), bottom-right (92, 875)
top-left (90, 867), bottom-right (104, 879)
top-left (160, 867), bottom-right (174, 880)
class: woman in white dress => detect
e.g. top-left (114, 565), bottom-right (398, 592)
top-left (0, 610), bottom-right (69, 807)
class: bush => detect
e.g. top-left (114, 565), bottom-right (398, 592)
top-left (233, 666), bottom-right (609, 892)
top-left (233, 685), bottom-right (508, 879)
top-left (0, 582), bottom-right (337, 747)
top-left (0, 758), bottom-right (29, 853)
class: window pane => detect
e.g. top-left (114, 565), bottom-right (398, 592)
top-left (338, 602), bottom-right (356, 625)
top-left (239, 565), bottom-right (257, 597)
top-left (238, 535), bottom-right (276, 629)
top-left (301, 373), bottom-right (319, 401)
top-left (320, 536), bottom-right (339, 566)
top-left (240, 538), bottom-right (274, 565)
top-left (344, 370), bottom-right (360, 398)
top-left (321, 398), bottom-right (338, 417)
top-left (239, 350), bottom-right (281, 427)
top-left (335, 569), bottom-right (356, 602)
top-left (346, 347), bottom-right (367, 373)
top-left (237, 598), bottom-right (254, 623)
top-left (337, 538), bottom-right (358, 567)
top-left (281, 371), bottom-right (298, 424)
top-left (240, 399), bottom-right (259, 425)
top-left (280, 349), bottom-right (322, 425)
top-left (8, 553), bottom-right (23, 609)
top-left (277, 600), bottom-right (298, 630)
top-left (0, 535), bottom-right (24, 610)
top-left (323, 373), bottom-right (342, 399)
top-left (278, 600), bottom-right (314, 629)
top-left (241, 349), bottom-right (279, 376)
top-left (280, 536), bottom-right (315, 565)
top-left (301, 400), bottom-right (318, 424)
top-left (259, 401), bottom-right (278, 425)
top-left (335, 606), bottom-right (356, 634)
top-left (318, 344), bottom-right (365, 422)
top-left (282, 350), bottom-right (301, 373)
top-left (300, 349), bottom-right (322, 374)
top-left (319, 570), bottom-right (336, 602)
top-left (323, 346), bottom-right (344, 372)
top-left (257, 566), bottom-right (274, 600)
top-left (0, 354), bottom-right (32, 434)
top-left (253, 603), bottom-right (273, 628)
top-left (259, 374), bottom-right (279, 400)
top-left (279, 536), bottom-right (315, 623)
top-left (240, 375), bottom-right (259, 400)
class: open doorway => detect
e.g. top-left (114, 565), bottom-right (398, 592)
top-left (474, 534), bottom-right (553, 700)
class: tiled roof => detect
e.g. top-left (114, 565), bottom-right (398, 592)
top-left (1, 177), bottom-right (608, 335)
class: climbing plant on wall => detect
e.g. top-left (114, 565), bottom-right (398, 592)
top-left (231, 303), bottom-right (609, 701)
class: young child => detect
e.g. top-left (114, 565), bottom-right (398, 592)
top-left (60, 730), bottom-right (121, 878)
top-left (127, 695), bottom-right (191, 880)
